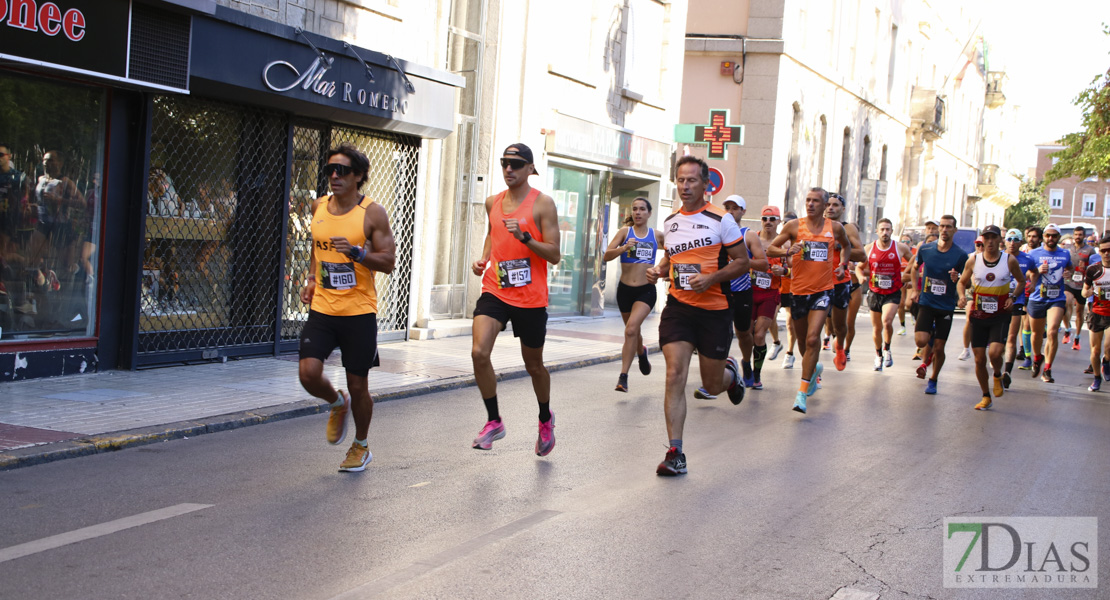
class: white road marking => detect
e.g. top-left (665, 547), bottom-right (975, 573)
top-left (408, 482), bottom-right (431, 488)
top-left (330, 509), bottom-right (561, 599)
top-left (0, 503), bottom-right (213, 564)
top-left (830, 588), bottom-right (880, 600)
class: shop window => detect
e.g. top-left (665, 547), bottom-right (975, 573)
top-left (0, 72), bottom-right (105, 342)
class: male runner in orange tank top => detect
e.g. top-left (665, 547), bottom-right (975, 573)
top-left (767, 187), bottom-right (851, 414)
top-left (470, 143), bottom-right (562, 456)
top-left (299, 144), bottom-right (397, 473)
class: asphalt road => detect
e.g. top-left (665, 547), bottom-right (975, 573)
top-left (2, 320), bottom-right (1108, 599)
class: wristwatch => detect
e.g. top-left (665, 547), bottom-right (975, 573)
top-left (520, 232), bottom-right (533, 245)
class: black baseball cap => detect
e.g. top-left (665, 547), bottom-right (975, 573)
top-left (981, 224), bottom-right (1002, 237)
top-left (503, 143), bottom-right (534, 164)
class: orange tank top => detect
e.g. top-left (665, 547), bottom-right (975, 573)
top-left (790, 217), bottom-right (836, 296)
top-left (311, 195), bottom-right (378, 316)
top-left (482, 188), bottom-right (548, 308)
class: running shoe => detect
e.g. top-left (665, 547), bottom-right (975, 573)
top-left (1018, 357), bottom-right (1033, 370)
top-left (638, 346), bottom-right (651, 375)
top-left (1017, 347), bottom-right (1026, 361)
top-left (925, 379), bottom-right (938, 395)
top-left (742, 360), bottom-right (755, 388)
top-left (915, 361), bottom-right (928, 379)
top-left (535, 413), bottom-right (555, 456)
top-left (1072, 339), bottom-right (1082, 351)
top-left (326, 390), bottom-right (351, 446)
top-left (339, 443), bottom-right (372, 472)
top-left (993, 376), bottom-right (1004, 398)
top-left (793, 390), bottom-right (807, 414)
top-left (975, 396), bottom-right (992, 411)
top-left (656, 447), bottom-right (687, 476)
top-left (1002, 372), bottom-right (1012, 390)
top-left (898, 325), bottom-right (906, 336)
top-left (1084, 365), bottom-right (1095, 375)
top-left (1063, 330), bottom-right (1071, 344)
top-left (472, 419), bottom-right (506, 450)
top-left (769, 342), bottom-right (783, 361)
top-left (845, 351), bottom-right (852, 362)
top-left (806, 363), bottom-right (823, 396)
top-left (615, 373), bottom-right (629, 392)
top-left (1041, 369), bottom-right (1054, 384)
top-left (1090, 378), bottom-right (1102, 392)
top-left (1031, 357), bottom-right (1044, 378)
top-left (751, 380), bottom-right (763, 390)
top-left (1102, 360), bottom-right (1110, 381)
top-left (957, 347), bottom-right (971, 361)
top-left (724, 357), bottom-right (745, 405)
top-left (694, 387), bottom-right (717, 400)
top-left (782, 353), bottom-right (795, 369)
top-left (874, 355), bottom-right (884, 371)
top-left (912, 348), bottom-right (923, 361)
top-left (822, 336), bottom-right (831, 350)
top-left (884, 350), bottom-right (893, 368)
top-left (834, 344), bottom-right (847, 371)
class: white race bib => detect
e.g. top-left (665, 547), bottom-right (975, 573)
top-left (754, 272), bottom-right (772, 289)
top-left (635, 245), bottom-right (653, 261)
top-left (875, 274), bottom-right (893, 290)
top-left (1073, 272), bottom-right (1084, 282)
top-left (673, 264), bottom-right (701, 291)
top-left (498, 258), bottom-right (532, 288)
top-left (979, 298), bottom-right (998, 313)
top-left (929, 280), bottom-right (947, 295)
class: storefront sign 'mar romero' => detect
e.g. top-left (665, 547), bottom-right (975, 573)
top-left (262, 54), bottom-right (409, 115)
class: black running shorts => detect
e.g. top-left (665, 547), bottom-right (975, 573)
top-left (299, 310), bottom-right (380, 376)
top-left (473, 292), bottom-right (548, 349)
top-left (1086, 311), bottom-right (1110, 333)
top-left (616, 281), bottom-right (657, 314)
top-left (658, 295), bottom-right (733, 360)
top-left (832, 281), bottom-right (851, 310)
top-left (728, 287), bottom-right (754, 333)
top-left (914, 305), bottom-right (955, 341)
top-left (790, 290), bottom-right (833, 321)
top-left (970, 314), bottom-right (1010, 348)
top-left (868, 290), bottom-right (902, 313)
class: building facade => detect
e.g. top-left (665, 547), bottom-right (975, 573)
top-left (680, 0), bottom-right (1017, 239)
top-left (1037, 143), bottom-right (1110, 234)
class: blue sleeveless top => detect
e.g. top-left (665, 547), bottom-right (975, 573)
top-left (619, 226), bottom-right (658, 264)
top-left (729, 226), bottom-right (753, 292)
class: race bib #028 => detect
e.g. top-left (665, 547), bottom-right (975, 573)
top-left (498, 258), bottom-right (532, 288)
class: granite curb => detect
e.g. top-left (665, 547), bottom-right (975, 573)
top-left (0, 343), bottom-right (659, 471)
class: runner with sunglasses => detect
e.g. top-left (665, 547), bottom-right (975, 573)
top-left (604, 196), bottom-right (664, 392)
top-left (1018, 226), bottom-right (1044, 369)
top-left (299, 144), bottom-right (397, 472)
top-left (470, 144), bottom-right (562, 456)
top-left (1081, 234), bottom-right (1110, 391)
top-left (1002, 229), bottom-right (1035, 387)
top-left (749, 205), bottom-right (785, 389)
top-left (1026, 223), bottom-right (1073, 383)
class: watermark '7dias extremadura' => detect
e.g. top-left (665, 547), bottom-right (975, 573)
top-left (944, 517), bottom-right (1097, 588)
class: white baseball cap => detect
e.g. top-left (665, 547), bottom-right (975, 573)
top-left (723, 195), bottom-right (746, 210)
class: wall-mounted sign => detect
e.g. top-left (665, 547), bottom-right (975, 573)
top-left (0, 0), bottom-right (130, 78)
top-left (546, 112), bottom-right (670, 176)
top-left (707, 167), bottom-right (724, 196)
top-left (675, 109), bottom-right (745, 160)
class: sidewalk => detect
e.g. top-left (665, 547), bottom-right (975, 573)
top-left (0, 310), bottom-right (659, 470)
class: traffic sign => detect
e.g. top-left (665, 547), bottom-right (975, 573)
top-left (707, 168), bottom-right (724, 196)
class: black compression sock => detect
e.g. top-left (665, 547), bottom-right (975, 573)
top-left (538, 402), bottom-right (551, 423)
top-left (483, 395), bottom-right (500, 423)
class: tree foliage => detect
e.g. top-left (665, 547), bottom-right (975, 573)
top-left (1045, 24), bottom-right (1110, 183)
top-left (1004, 178), bottom-right (1050, 232)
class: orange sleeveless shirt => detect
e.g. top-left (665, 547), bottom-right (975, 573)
top-left (311, 195), bottom-right (378, 316)
top-left (790, 217), bottom-right (837, 296)
top-left (482, 188), bottom-right (548, 308)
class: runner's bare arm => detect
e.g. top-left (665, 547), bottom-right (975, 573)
top-left (359, 202), bottom-right (396, 274)
top-left (603, 226), bottom-right (634, 261)
top-left (529, 193), bottom-right (562, 265)
top-left (832, 222), bottom-right (852, 278)
top-left (746, 229), bottom-right (769, 272)
top-left (471, 196), bottom-right (495, 275)
top-left (300, 197), bottom-right (322, 304)
top-left (1008, 255), bottom-right (1026, 302)
top-left (856, 243), bottom-right (873, 280)
top-left (646, 251), bottom-right (670, 284)
top-left (955, 256), bottom-right (975, 309)
top-left (844, 223), bottom-right (866, 262)
top-left (709, 240), bottom-right (751, 287)
top-left (765, 222), bottom-right (796, 257)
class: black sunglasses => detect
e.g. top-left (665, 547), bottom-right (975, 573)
top-left (323, 163), bottom-right (355, 178)
top-left (500, 158), bottom-right (529, 171)
top-left (1100, 247), bottom-right (1110, 253)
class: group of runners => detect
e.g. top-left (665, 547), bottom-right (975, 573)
top-left (291, 143), bottom-right (1103, 477)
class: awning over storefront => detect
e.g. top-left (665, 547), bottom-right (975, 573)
top-left (189, 7), bottom-right (464, 139)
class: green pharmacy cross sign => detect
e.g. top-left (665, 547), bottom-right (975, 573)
top-left (674, 109), bottom-right (745, 160)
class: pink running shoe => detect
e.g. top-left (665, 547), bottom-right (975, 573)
top-left (472, 420), bottom-right (505, 450)
top-left (535, 412), bottom-right (555, 456)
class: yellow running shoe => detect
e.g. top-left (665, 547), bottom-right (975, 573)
top-left (993, 377), bottom-right (1004, 398)
top-left (339, 442), bottom-right (372, 472)
top-left (326, 390), bottom-right (351, 445)
top-left (975, 396), bottom-right (992, 411)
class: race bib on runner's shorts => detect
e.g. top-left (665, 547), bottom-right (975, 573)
top-left (498, 258), bottom-right (532, 288)
top-left (672, 264), bottom-right (702, 291)
top-left (320, 261), bottom-right (357, 290)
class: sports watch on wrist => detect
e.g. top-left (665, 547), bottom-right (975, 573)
top-left (520, 232), bottom-right (533, 245)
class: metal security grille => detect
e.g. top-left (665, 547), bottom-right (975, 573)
top-left (281, 124), bottom-right (420, 343)
top-left (129, 4), bottom-right (191, 90)
top-left (139, 96), bottom-right (287, 361)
